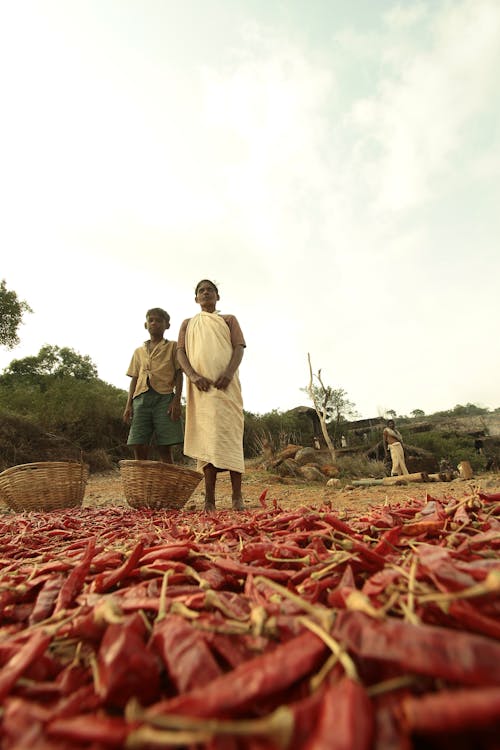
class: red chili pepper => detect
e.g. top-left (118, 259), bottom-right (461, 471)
top-left (319, 512), bottom-right (360, 538)
top-left (400, 519), bottom-right (446, 537)
top-left (447, 600), bottom-right (500, 640)
top-left (138, 543), bottom-right (191, 566)
top-left (212, 556), bottom-right (292, 582)
top-left (152, 614), bottom-right (222, 693)
top-left (97, 612), bottom-right (161, 708)
top-left (29, 573), bottom-right (65, 624)
top-left (372, 526), bottom-right (404, 558)
top-left (54, 537), bottom-right (96, 614)
top-left (372, 692), bottom-right (413, 750)
top-left (400, 685), bottom-right (500, 734)
top-left (259, 488), bottom-right (269, 507)
top-left (148, 629), bottom-right (327, 719)
top-left (478, 492), bottom-right (500, 502)
top-left (303, 677), bottom-right (374, 750)
top-left (0, 630), bottom-right (51, 702)
top-left (92, 539), bottom-right (145, 593)
top-left (47, 714), bottom-right (129, 747)
top-left (2, 696), bottom-right (51, 747)
top-left (334, 610), bottom-right (500, 686)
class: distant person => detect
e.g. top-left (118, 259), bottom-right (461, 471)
top-left (177, 280), bottom-right (246, 512)
top-left (383, 419), bottom-right (409, 476)
top-left (123, 308), bottom-right (183, 462)
top-left (341, 435), bottom-right (347, 448)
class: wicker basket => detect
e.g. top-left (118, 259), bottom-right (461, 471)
top-left (0, 461), bottom-right (89, 512)
top-left (119, 460), bottom-right (203, 510)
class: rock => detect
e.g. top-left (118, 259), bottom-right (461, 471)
top-left (295, 447), bottom-right (327, 466)
top-left (298, 465), bottom-right (326, 482)
top-left (326, 478), bottom-right (341, 488)
top-left (321, 464), bottom-right (339, 478)
top-left (276, 459), bottom-right (301, 477)
top-left (275, 444), bottom-right (302, 462)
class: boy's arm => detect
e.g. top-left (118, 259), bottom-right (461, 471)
top-left (123, 376), bottom-right (138, 424)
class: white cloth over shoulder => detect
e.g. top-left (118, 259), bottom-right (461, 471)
top-left (184, 312), bottom-right (245, 474)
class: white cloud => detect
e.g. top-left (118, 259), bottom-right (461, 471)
top-left (348, 0), bottom-right (500, 213)
top-left (0, 1), bottom-right (498, 420)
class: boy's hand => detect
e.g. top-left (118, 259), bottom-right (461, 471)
top-left (168, 399), bottom-right (182, 421)
top-left (123, 406), bottom-right (132, 424)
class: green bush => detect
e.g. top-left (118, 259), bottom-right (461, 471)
top-left (404, 431), bottom-right (485, 472)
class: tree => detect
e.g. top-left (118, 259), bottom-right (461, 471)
top-left (305, 355), bottom-right (337, 462)
top-left (411, 409), bottom-right (425, 418)
top-left (0, 280), bottom-right (32, 349)
top-left (3, 345), bottom-right (98, 380)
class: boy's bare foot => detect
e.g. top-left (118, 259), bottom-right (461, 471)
top-left (232, 498), bottom-right (244, 511)
top-left (204, 501), bottom-right (216, 513)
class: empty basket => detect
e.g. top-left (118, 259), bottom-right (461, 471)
top-left (0, 461), bottom-right (89, 512)
top-left (119, 460), bottom-right (203, 510)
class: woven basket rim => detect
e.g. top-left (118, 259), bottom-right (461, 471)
top-left (0, 460), bottom-right (89, 478)
top-left (118, 460), bottom-right (203, 480)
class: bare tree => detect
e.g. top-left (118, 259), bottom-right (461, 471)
top-left (306, 353), bottom-right (336, 464)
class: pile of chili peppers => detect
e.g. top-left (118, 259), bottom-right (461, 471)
top-left (0, 487), bottom-right (499, 749)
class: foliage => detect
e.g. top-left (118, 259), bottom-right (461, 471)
top-left (432, 403), bottom-right (491, 418)
top-left (335, 456), bottom-right (387, 480)
top-left (301, 382), bottom-right (358, 444)
top-left (244, 409), bottom-right (312, 457)
top-left (0, 280), bottom-right (32, 349)
top-left (407, 431), bottom-right (487, 472)
top-left (3, 345), bottom-right (98, 380)
top-left (0, 373), bottom-right (128, 467)
top-left (411, 409), bottom-right (425, 418)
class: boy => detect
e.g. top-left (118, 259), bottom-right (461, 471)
top-left (123, 308), bottom-right (183, 462)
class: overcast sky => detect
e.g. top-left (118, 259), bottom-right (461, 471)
top-left (1, 0), bottom-right (498, 419)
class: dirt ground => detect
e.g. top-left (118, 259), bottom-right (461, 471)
top-left (84, 462), bottom-right (500, 515)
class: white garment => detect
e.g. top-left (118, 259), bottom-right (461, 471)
top-left (183, 312), bottom-right (244, 474)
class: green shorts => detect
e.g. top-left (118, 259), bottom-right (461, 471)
top-left (127, 389), bottom-right (184, 447)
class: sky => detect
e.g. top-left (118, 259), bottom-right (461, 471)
top-left (0, 0), bottom-right (499, 419)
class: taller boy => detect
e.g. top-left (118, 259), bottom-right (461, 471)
top-left (124, 308), bottom-right (183, 462)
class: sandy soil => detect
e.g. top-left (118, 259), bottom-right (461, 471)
top-left (84, 463), bottom-right (500, 515)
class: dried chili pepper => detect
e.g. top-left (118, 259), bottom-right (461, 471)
top-left (334, 610), bottom-right (500, 686)
top-left (400, 685), bottom-right (500, 734)
top-left (147, 629), bottom-right (327, 719)
top-left (97, 612), bottom-right (161, 708)
top-left (92, 539), bottom-right (145, 593)
top-left (54, 537), bottom-right (96, 614)
top-left (0, 630), bottom-right (51, 702)
top-left (303, 676), bottom-right (374, 750)
top-left (152, 614), bottom-right (222, 693)
top-left (28, 574), bottom-right (65, 624)
top-left (47, 714), bottom-right (129, 747)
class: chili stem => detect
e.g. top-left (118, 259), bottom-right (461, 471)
top-left (298, 616), bottom-right (358, 682)
top-left (253, 576), bottom-right (333, 630)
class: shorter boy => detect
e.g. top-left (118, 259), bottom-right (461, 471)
top-left (123, 308), bottom-right (183, 462)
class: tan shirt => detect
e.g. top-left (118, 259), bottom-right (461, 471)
top-left (127, 339), bottom-right (179, 398)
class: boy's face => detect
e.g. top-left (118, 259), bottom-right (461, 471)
top-left (146, 313), bottom-right (169, 336)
